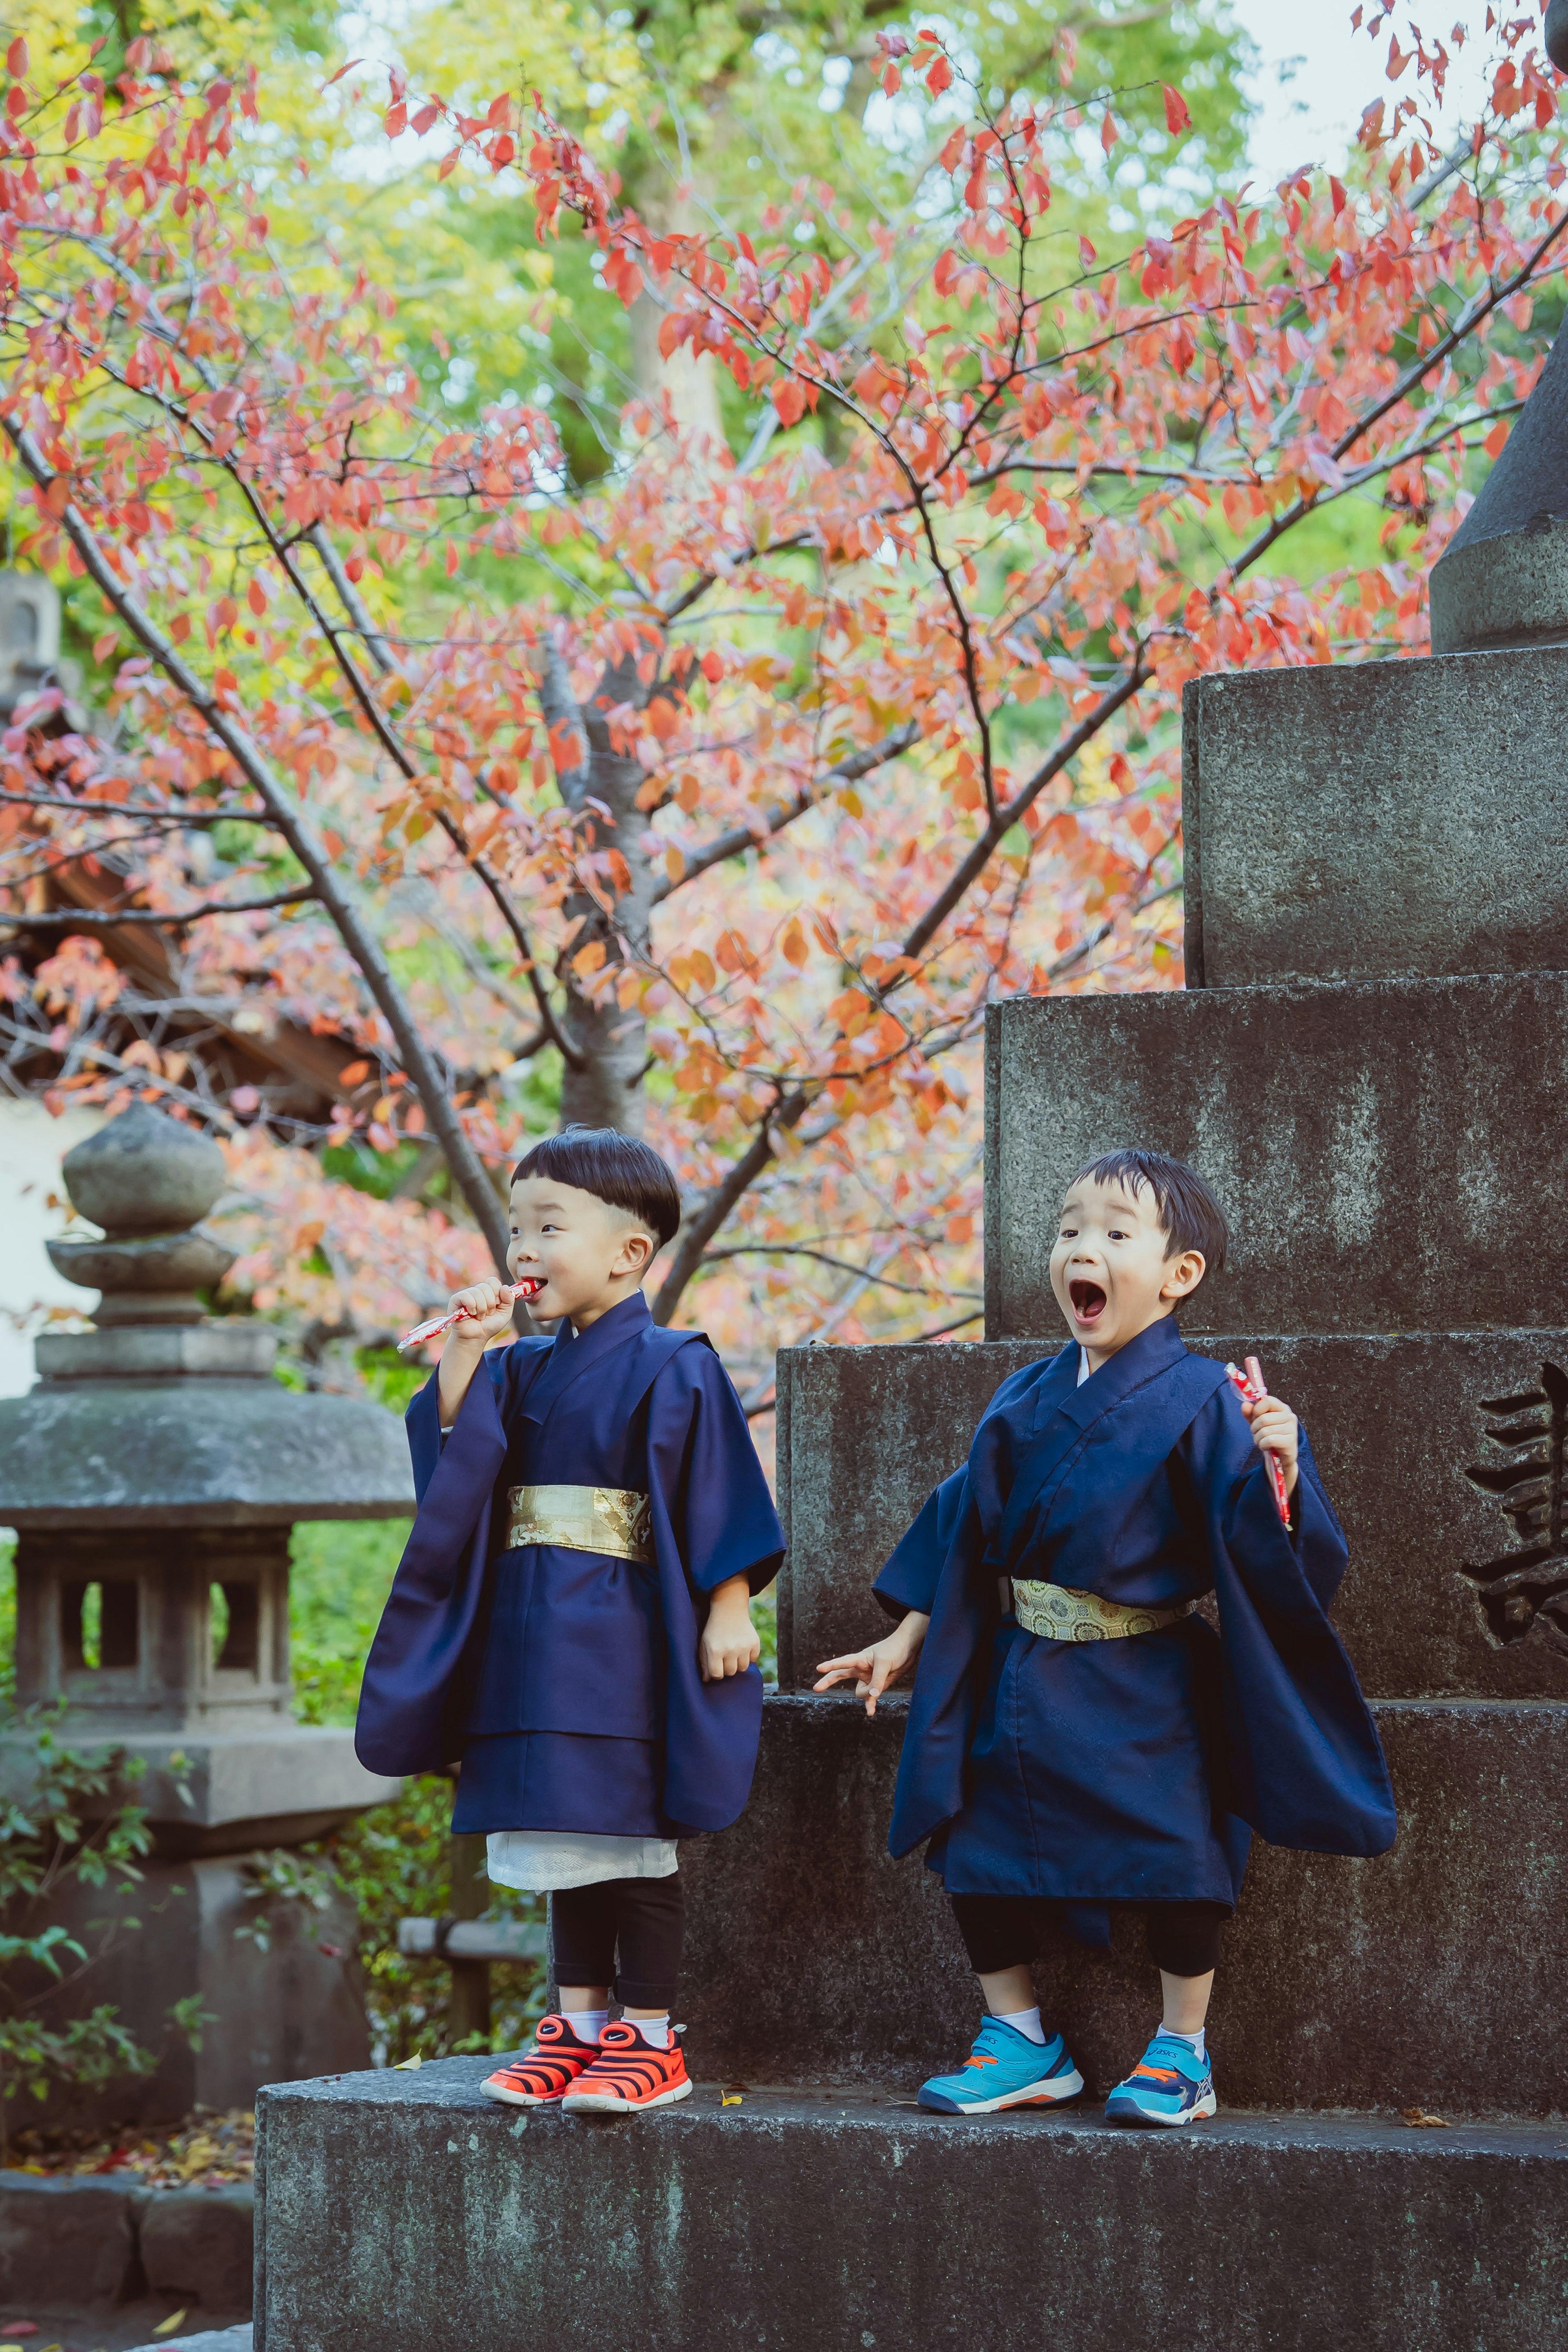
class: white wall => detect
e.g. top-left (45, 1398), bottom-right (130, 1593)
top-left (0, 1100), bottom-right (105, 1396)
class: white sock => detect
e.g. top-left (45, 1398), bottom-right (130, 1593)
top-left (1162, 2024), bottom-right (1206, 2058)
top-left (626, 2012), bottom-right (670, 2049)
top-left (563, 2009), bottom-right (607, 2043)
top-left (996, 2005), bottom-right (1047, 2045)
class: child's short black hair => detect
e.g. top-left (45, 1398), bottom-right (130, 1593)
top-left (1069, 1149), bottom-right (1228, 1290)
top-left (512, 1125), bottom-right (682, 1251)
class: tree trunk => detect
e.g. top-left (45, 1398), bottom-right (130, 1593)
top-left (537, 645), bottom-right (660, 1136)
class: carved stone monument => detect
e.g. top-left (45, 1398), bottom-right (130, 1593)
top-left (248, 76), bottom-right (1568, 2342)
top-left (0, 1100), bottom-right (414, 2123)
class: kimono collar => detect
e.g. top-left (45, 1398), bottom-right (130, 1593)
top-left (519, 1287), bottom-right (654, 1427)
top-left (1035, 1310), bottom-right (1188, 1432)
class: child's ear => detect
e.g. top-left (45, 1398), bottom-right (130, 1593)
top-left (618, 1227), bottom-right (655, 1276)
top-left (1160, 1248), bottom-right (1205, 1302)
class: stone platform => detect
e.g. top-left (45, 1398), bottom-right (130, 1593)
top-left (253, 2062), bottom-right (1568, 2352)
top-left (673, 1695), bottom-right (1567, 2115)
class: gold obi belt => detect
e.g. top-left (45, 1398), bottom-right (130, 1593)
top-left (1012, 1579), bottom-right (1194, 1643)
top-left (504, 1484), bottom-right (653, 1567)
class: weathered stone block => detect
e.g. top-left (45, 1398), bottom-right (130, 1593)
top-left (254, 2064), bottom-right (1568, 2352)
top-left (983, 977), bottom-right (1568, 1338)
top-left (776, 1337), bottom-right (1037, 1684)
top-left (136, 2185), bottom-right (255, 2314)
top-left (777, 1332), bottom-right (1568, 1698)
top-left (0, 2172), bottom-right (137, 2308)
top-left (1181, 649), bottom-right (1568, 988)
top-left (675, 1695), bottom-right (1568, 2114)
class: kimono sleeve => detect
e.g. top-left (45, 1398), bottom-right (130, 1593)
top-left (646, 1341), bottom-right (783, 1596)
top-left (873, 1468), bottom-right (971, 1621)
top-left (353, 1346), bottom-right (519, 1777)
top-left (643, 1341), bottom-right (781, 1833)
top-left (1184, 1388), bottom-right (1397, 1858)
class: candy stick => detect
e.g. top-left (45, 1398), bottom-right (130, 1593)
top-left (396, 1276), bottom-right (544, 1353)
top-left (1225, 1356), bottom-right (1292, 1526)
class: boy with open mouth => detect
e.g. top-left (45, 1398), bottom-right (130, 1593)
top-left (816, 1149), bottom-right (1395, 2126)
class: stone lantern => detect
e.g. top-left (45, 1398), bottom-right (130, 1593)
top-left (0, 1100), bottom-right (415, 2124)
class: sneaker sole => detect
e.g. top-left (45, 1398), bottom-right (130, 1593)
top-left (563, 2078), bottom-right (694, 2116)
top-left (479, 2078), bottom-right (572, 2107)
top-left (918, 2066), bottom-right (1085, 2116)
top-left (1105, 2089), bottom-right (1218, 2128)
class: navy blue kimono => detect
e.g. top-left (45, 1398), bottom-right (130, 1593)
top-left (875, 1314), bottom-right (1395, 1944)
top-left (355, 1291), bottom-right (784, 1838)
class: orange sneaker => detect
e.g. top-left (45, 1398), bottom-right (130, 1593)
top-left (480, 2013), bottom-right (601, 2106)
top-left (561, 2019), bottom-right (693, 2115)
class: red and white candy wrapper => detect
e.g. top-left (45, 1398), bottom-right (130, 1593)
top-left (396, 1277), bottom-right (543, 1353)
top-left (1225, 1354), bottom-right (1292, 1526)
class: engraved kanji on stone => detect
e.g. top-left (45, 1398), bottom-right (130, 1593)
top-left (1461, 1363), bottom-right (1568, 1656)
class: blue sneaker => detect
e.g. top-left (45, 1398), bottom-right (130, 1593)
top-left (918, 2016), bottom-right (1085, 2115)
top-left (1104, 2030), bottom-right (1217, 2126)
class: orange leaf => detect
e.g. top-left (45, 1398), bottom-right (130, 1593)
top-left (780, 919), bottom-right (808, 968)
top-left (247, 579), bottom-right (267, 616)
top-left (572, 940), bottom-right (607, 977)
top-left (339, 1060), bottom-right (372, 1087)
top-left (926, 56), bottom-right (952, 96)
top-left (1484, 421), bottom-right (1509, 460)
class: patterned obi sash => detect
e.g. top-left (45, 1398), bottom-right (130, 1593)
top-left (1012, 1579), bottom-right (1194, 1642)
top-left (504, 1484), bottom-right (654, 1566)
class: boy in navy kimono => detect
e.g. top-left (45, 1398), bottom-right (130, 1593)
top-left (817, 1149), bottom-right (1394, 2126)
top-left (356, 1127), bottom-right (782, 2116)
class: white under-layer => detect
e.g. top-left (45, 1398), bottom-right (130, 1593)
top-left (486, 1829), bottom-right (679, 1894)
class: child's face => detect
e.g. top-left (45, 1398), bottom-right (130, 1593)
top-left (1048, 1176), bottom-right (1204, 1359)
top-left (508, 1176), bottom-right (654, 1327)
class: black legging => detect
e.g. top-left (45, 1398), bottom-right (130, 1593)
top-left (550, 1873), bottom-right (684, 2008)
top-left (951, 1892), bottom-right (1230, 1981)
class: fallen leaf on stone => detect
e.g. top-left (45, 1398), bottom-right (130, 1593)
top-left (1401, 2107), bottom-right (1448, 2129)
top-left (151, 2312), bottom-right (187, 2337)
top-left (393, 2054), bottom-right (423, 2070)
top-left (720, 2093), bottom-right (743, 2107)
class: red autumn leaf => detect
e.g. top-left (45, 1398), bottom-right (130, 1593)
top-left (385, 102), bottom-right (407, 137)
top-left (1162, 85), bottom-right (1190, 136)
top-left (926, 56), bottom-right (953, 96)
top-left (1100, 109), bottom-right (1118, 153)
top-left (445, 540), bottom-right (459, 577)
top-left (7, 35), bottom-right (27, 76)
top-left (1330, 174), bottom-right (1347, 216)
top-left (772, 376), bottom-right (806, 427)
top-left (323, 57), bottom-right (363, 87)
top-left (1484, 420), bottom-right (1510, 459)
top-left (247, 579), bottom-right (267, 615)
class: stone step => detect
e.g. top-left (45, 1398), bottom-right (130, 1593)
top-left (674, 1695), bottom-right (1568, 2115)
top-left (254, 2061), bottom-right (1568, 2352)
top-left (982, 974), bottom-right (1568, 1339)
top-left (1179, 643), bottom-right (1568, 990)
top-left (777, 1332), bottom-right (1568, 1695)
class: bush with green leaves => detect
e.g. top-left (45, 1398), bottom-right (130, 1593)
top-left (0, 1717), bottom-right (204, 2164)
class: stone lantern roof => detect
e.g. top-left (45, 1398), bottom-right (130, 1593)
top-left (0, 1098), bottom-right (414, 1526)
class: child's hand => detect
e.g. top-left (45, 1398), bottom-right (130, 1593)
top-left (1239, 1388), bottom-right (1300, 1497)
top-left (700, 1576), bottom-right (762, 1682)
top-left (443, 1281), bottom-right (519, 1347)
top-left (814, 1610), bottom-right (930, 1716)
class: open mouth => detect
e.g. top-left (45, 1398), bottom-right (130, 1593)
top-left (515, 1275), bottom-right (546, 1299)
top-left (1069, 1279), bottom-right (1107, 1324)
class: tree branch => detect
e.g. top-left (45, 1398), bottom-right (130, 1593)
top-left (2, 415), bottom-right (512, 1272)
top-left (652, 722), bottom-right (920, 904)
top-left (1, 884), bottom-right (318, 929)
